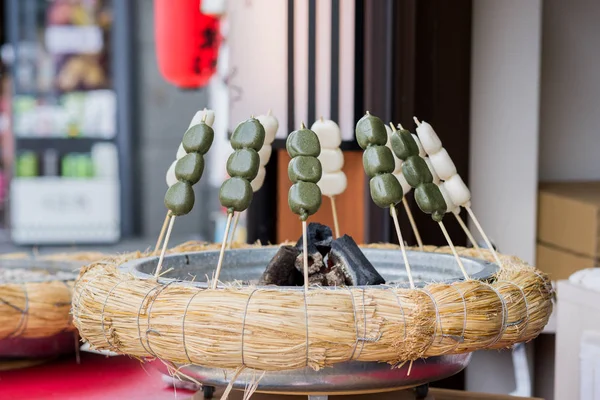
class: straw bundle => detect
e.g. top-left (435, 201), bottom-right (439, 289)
top-left (0, 252), bottom-right (108, 340)
top-left (72, 246), bottom-right (552, 371)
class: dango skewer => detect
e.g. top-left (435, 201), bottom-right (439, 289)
top-left (287, 123), bottom-right (323, 292)
top-left (414, 117), bottom-right (499, 266)
top-left (155, 113), bottom-right (215, 278)
top-left (386, 123), bottom-right (423, 251)
top-left (312, 117), bottom-right (347, 238)
top-left (392, 119), bottom-right (483, 256)
top-left (388, 117), bottom-right (469, 280)
top-left (155, 109), bottom-right (215, 255)
top-left (356, 112), bottom-right (415, 288)
top-left (214, 117), bottom-right (266, 288)
top-left (227, 110), bottom-right (279, 249)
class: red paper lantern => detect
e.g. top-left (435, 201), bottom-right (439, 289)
top-left (154, 0), bottom-right (221, 89)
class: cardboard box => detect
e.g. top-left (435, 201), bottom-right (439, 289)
top-left (536, 243), bottom-right (595, 280)
top-left (537, 182), bottom-right (600, 279)
top-left (538, 181), bottom-right (600, 258)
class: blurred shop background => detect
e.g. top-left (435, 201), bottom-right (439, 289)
top-left (1, 0), bottom-right (600, 398)
top-left (0, 0), bottom-right (217, 249)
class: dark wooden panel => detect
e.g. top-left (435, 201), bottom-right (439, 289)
top-left (387, 0), bottom-right (473, 249)
top-left (361, 0), bottom-right (394, 243)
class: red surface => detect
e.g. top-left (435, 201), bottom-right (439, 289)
top-left (154, 0), bottom-right (220, 89)
top-left (0, 353), bottom-right (195, 400)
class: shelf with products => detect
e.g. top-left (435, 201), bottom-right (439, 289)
top-left (12, 89), bottom-right (116, 139)
top-left (5, 0), bottom-right (134, 244)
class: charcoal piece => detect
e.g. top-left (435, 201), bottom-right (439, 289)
top-left (259, 245), bottom-right (303, 286)
top-left (329, 235), bottom-right (385, 286)
top-left (295, 222), bottom-right (333, 256)
top-left (294, 250), bottom-right (324, 275)
top-left (308, 272), bottom-right (327, 286)
top-left (325, 264), bottom-right (346, 287)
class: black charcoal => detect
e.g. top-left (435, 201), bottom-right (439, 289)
top-left (325, 264), bottom-right (346, 286)
top-left (308, 272), bottom-right (327, 286)
top-left (294, 249), bottom-right (324, 275)
top-left (258, 246), bottom-right (303, 286)
top-left (295, 222), bottom-right (333, 256)
top-left (329, 235), bottom-right (385, 285)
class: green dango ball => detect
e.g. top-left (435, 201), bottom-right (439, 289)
top-left (164, 181), bottom-right (195, 216)
top-left (401, 156), bottom-right (433, 188)
top-left (175, 153), bottom-right (204, 184)
top-left (286, 128), bottom-right (321, 158)
top-left (369, 173), bottom-right (403, 208)
top-left (390, 130), bottom-right (420, 160)
top-left (414, 182), bottom-right (447, 222)
top-left (182, 122), bottom-right (214, 154)
top-left (288, 181), bottom-right (322, 221)
top-left (230, 118), bottom-right (266, 151)
top-left (219, 177), bottom-right (253, 213)
top-left (355, 112), bottom-right (387, 150)
top-left (362, 146), bottom-right (395, 178)
top-left (288, 156), bottom-right (322, 183)
top-left (226, 149), bottom-right (260, 180)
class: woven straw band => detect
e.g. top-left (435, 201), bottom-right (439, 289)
top-left (72, 245), bottom-right (553, 372)
top-left (0, 252), bottom-right (107, 340)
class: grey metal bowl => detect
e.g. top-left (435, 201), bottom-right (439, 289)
top-left (0, 258), bottom-right (82, 359)
top-left (123, 246), bottom-right (497, 288)
top-left (123, 247), bottom-right (497, 395)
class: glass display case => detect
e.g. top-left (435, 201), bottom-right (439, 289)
top-left (5, 0), bottom-right (133, 244)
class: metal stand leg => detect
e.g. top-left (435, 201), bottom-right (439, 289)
top-left (203, 385), bottom-right (215, 399)
top-left (308, 396), bottom-right (328, 400)
top-left (415, 383), bottom-right (429, 399)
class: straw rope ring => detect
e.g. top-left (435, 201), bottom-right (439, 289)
top-left (71, 245), bottom-right (553, 372)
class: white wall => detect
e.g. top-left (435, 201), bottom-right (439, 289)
top-left (468, 0), bottom-right (542, 395)
top-left (469, 0), bottom-right (542, 266)
top-left (539, 0), bottom-right (600, 181)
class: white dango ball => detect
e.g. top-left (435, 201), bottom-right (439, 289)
top-left (439, 182), bottom-right (460, 214)
top-left (319, 148), bottom-right (344, 173)
top-left (257, 113), bottom-right (279, 145)
top-left (385, 124), bottom-right (393, 146)
top-left (415, 121), bottom-right (442, 154)
top-left (318, 171), bottom-right (347, 197)
top-left (258, 145), bottom-right (272, 167)
top-left (394, 171), bottom-right (412, 195)
top-left (311, 119), bottom-right (342, 149)
top-left (251, 166), bottom-right (266, 192)
top-left (412, 134), bottom-right (426, 157)
top-left (429, 148), bottom-right (457, 180)
top-left (445, 174), bottom-right (471, 208)
top-left (166, 160), bottom-right (177, 187)
top-left (384, 125), bottom-right (403, 173)
top-left (176, 144), bottom-right (187, 160)
top-left (424, 157), bottom-right (440, 185)
top-left (189, 108), bottom-right (215, 128)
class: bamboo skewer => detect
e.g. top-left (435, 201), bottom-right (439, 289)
top-left (390, 205), bottom-right (415, 289)
top-left (453, 212), bottom-right (484, 257)
top-left (212, 212), bottom-right (234, 289)
top-left (154, 211), bottom-right (172, 254)
top-left (438, 221), bottom-right (469, 280)
top-left (401, 198), bottom-right (423, 251)
top-left (227, 212), bottom-right (241, 249)
top-left (302, 220), bottom-right (309, 293)
top-left (465, 206), bottom-right (504, 267)
top-left (154, 216), bottom-right (176, 278)
top-left (330, 196), bottom-right (340, 238)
